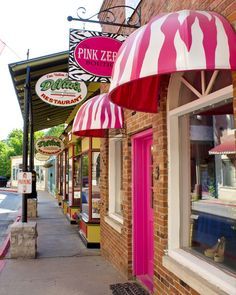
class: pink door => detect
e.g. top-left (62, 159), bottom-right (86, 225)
top-left (132, 129), bottom-right (154, 292)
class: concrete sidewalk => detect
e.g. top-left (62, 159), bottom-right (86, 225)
top-left (0, 191), bottom-right (126, 295)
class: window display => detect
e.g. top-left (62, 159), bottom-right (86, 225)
top-left (81, 154), bottom-right (89, 219)
top-left (64, 150), bottom-right (69, 200)
top-left (185, 101), bottom-right (236, 272)
top-left (74, 156), bottom-right (81, 205)
top-left (59, 153), bottom-right (63, 195)
top-left (92, 152), bottom-right (100, 219)
top-left (68, 157), bottom-right (73, 206)
top-left (79, 138), bottom-right (101, 222)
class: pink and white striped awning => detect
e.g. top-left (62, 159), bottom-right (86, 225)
top-left (72, 93), bottom-right (123, 137)
top-left (209, 134), bottom-right (236, 155)
top-left (108, 10), bottom-right (236, 113)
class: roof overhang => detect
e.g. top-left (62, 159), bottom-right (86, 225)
top-left (9, 51), bottom-right (100, 132)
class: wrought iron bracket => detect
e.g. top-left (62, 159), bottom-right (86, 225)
top-left (67, 5), bottom-right (141, 29)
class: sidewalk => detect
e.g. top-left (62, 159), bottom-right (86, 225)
top-left (0, 191), bottom-right (126, 295)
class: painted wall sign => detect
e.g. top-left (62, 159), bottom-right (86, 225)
top-left (35, 136), bottom-right (64, 156)
top-left (35, 72), bottom-right (87, 107)
top-left (69, 30), bottom-right (126, 83)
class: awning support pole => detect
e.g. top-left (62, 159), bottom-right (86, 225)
top-left (22, 66), bottom-right (30, 223)
top-left (29, 90), bottom-right (37, 199)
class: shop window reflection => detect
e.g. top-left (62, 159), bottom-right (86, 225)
top-left (73, 156), bottom-right (81, 206)
top-left (81, 154), bottom-right (89, 219)
top-left (188, 101), bottom-right (236, 273)
top-left (92, 152), bottom-right (100, 219)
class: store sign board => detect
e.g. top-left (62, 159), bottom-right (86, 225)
top-left (35, 72), bottom-right (87, 107)
top-left (18, 172), bottom-right (32, 194)
top-left (35, 153), bottom-right (50, 161)
top-left (35, 136), bottom-right (64, 156)
top-left (69, 30), bottom-right (126, 83)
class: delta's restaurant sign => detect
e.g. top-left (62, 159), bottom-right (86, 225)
top-left (35, 136), bottom-right (64, 156)
top-left (69, 30), bottom-right (126, 83)
top-left (35, 72), bottom-right (87, 107)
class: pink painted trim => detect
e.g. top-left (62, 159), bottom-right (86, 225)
top-left (0, 189), bottom-right (18, 193)
top-left (0, 261), bottom-right (6, 273)
top-left (0, 235), bottom-right (10, 259)
top-left (0, 210), bottom-right (21, 259)
top-left (132, 128), bottom-right (153, 291)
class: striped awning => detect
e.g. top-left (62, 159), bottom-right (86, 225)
top-left (72, 93), bottom-right (123, 137)
top-left (209, 134), bottom-right (236, 155)
top-left (108, 10), bottom-right (236, 113)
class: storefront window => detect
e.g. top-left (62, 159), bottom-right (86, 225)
top-left (109, 137), bottom-right (123, 221)
top-left (59, 154), bottom-right (64, 195)
top-left (92, 152), bottom-right (100, 219)
top-left (166, 70), bottom-right (236, 293)
top-left (12, 166), bottom-right (19, 180)
top-left (180, 101), bottom-right (236, 273)
top-left (68, 157), bottom-right (73, 206)
top-left (74, 156), bottom-right (81, 204)
top-left (222, 159), bottom-right (236, 187)
top-left (65, 151), bottom-right (69, 200)
top-left (81, 154), bottom-right (89, 218)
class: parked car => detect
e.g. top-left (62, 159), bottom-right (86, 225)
top-left (0, 176), bottom-right (8, 187)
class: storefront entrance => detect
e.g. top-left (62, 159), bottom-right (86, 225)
top-left (132, 129), bottom-right (154, 291)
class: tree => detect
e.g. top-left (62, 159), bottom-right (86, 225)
top-left (0, 124), bottom-right (65, 178)
top-left (45, 124), bottom-right (65, 138)
top-left (7, 129), bottom-right (23, 155)
top-left (0, 141), bottom-right (9, 177)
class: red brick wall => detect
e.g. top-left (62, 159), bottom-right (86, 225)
top-left (99, 1), bottom-right (236, 294)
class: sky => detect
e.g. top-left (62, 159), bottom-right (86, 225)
top-left (0, 0), bottom-right (103, 140)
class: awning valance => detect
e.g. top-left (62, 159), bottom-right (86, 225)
top-left (72, 93), bottom-right (123, 137)
top-left (209, 134), bottom-right (236, 155)
top-left (108, 10), bottom-right (236, 113)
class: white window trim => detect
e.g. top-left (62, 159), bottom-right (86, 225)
top-left (107, 135), bottom-right (124, 228)
top-left (166, 72), bottom-right (235, 294)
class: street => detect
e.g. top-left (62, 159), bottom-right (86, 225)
top-left (0, 191), bottom-right (21, 247)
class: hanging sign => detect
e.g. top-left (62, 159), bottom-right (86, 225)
top-left (18, 172), bottom-right (32, 194)
top-left (35, 136), bottom-right (64, 156)
top-left (35, 72), bottom-right (87, 107)
top-left (69, 30), bottom-right (126, 83)
top-left (35, 153), bottom-right (50, 161)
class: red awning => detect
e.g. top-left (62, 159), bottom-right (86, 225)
top-left (209, 134), bottom-right (236, 155)
top-left (72, 93), bottom-right (123, 137)
top-left (108, 10), bottom-right (236, 113)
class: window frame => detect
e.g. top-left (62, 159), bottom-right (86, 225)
top-left (108, 135), bottom-right (124, 224)
top-left (165, 72), bottom-right (236, 294)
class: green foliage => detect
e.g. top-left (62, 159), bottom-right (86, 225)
top-left (7, 129), bottom-right (23, 155)
top-left (0, 141), bottom-right (10, 177)
top-left (208, 178), bottom-right (218, 198)
top-left (34, 131), bottom-right (44, 142)
top-left (45, 124), bottom-right (65, 138)
top-left (0, 125), bottom-right (64, 178)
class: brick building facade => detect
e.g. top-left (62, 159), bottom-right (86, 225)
top-left (98, 1), bottom-right (236, 294)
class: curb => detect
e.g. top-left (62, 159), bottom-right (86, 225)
top-left (0, 214), bottom-right (21, 259)
top-left (0, 189), bottom-right (18, 194)
top-left (0, 234), bottom-right (10, 259)
top-left (0, 210), bottom-right (21, 274)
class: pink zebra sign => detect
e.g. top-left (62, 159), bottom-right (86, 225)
top-left (69, 30), bottom-right (126, 83)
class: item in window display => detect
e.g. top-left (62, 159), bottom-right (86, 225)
top-left (214, 237), bottom-right (226, 263)
top-left (204, 236), bottom-right (226, 262)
